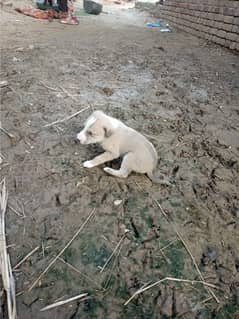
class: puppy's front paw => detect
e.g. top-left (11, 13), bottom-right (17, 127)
top-left (83, 160), bottom-right (95, 168)
top-left (103, 167), bottom-right (113, 174)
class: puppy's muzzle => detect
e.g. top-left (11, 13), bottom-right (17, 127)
top-left (76, 132), bottom-right (86, 144)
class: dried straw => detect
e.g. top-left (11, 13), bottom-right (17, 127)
top-left (124, 276), bottom-right (221, 306)
top-left (100, 230), bottom-right (129, 273)
top-left (58, 257), bottom-right (102, 290)
top-left (0, 179), bottom-right (17, 319)
top-left (40, 293), bottom-right (88, 312)
top-left (13, 246), bottom-right (39, 270)
top-left (43, 106), bottom-right (90, 128)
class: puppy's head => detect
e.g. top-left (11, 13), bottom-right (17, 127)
top-left (77, 111), bottom-right (112, 145)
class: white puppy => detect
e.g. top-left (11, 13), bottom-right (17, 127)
top-left (77, 110), bottom-right (159, 182)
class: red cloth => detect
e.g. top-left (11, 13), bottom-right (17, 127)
top-left (15, 7), bottom-right (61, 19)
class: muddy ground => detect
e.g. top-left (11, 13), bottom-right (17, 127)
top-left (0, 0), bottom-right (239, 318)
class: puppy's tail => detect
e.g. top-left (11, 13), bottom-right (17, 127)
top-left (147, 171), bottom-right (171, 186)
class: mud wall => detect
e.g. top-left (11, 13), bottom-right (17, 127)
top-left (153, 0), bottom-right (239, 51)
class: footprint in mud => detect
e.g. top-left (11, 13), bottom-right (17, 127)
top-left (101, 87), bottom-right (114, 96)
top-left (201, 246), bottom-right (217, 266)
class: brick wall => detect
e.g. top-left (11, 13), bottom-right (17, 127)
top-left (152, 0), bottom-right (239, 51)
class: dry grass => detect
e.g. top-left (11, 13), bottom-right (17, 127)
top-left (0, 178), bottom-right (17, 319)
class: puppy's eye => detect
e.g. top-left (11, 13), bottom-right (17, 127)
top-left (87, 131), bottom-right (93, 137)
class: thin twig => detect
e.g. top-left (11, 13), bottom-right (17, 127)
top-left (8, 204), bottom-right (22, 217)
top-left (39, 81), bottom-right (59, 92)
top-left (11, 200), bottom-right (26, 218)
top-left (43, 106), bottom-right (90, 128)
top-left (124, 276), bottom-right (221, 306)
top-left (103, 243), bottom-right (124, 291)
top-left (100, 230), bottom-right (129, 273)
top-left (42, 242), bottom-right (45, 258)
top-left (40, 82), bottom-right (80, 101)
top-left (18, 200), bottom-right (26, 218)
top-left (58, 257), bottom-right (102, 290)
top-left (13, 246), bottom-right (39, 270)
top-left (40, 293), bottom-right (88, 312)
top-left (0, 124), bottom-right (15, 139)
top-left (28, 208), bottom-right (96, 291)
top-left (200, 296), bottom-right (213, 304)
top-left (60, 86), bottom-right (79, 102)
top-left (160, 239), bottom-right (178, 252)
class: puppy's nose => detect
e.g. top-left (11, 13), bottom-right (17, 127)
top-left (76, 132), bottom-right (85, 144)
top-left (74, 136), bottom-right (79, 143)
top-left (76, 133), bottom-right (81, 142)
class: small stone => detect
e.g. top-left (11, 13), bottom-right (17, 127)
top-left (114, 199), bottom-right (122, 206)
top-left (28, 45), bottom-right (35, 50)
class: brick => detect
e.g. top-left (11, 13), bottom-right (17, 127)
top-left (208, 34), bottom-right (213, 41)
top-left (224, 15), bottom-right (234, 24)
top-left (223, 7), bottom-right (235, 16)
top-left (213, 6), bottom-right (220, 14)
top-left (214, 14), bottom-right (225, 21)
top-left (209, 20), bottom-right (215, 27)
top-left (217, 30), bottom-right (227, 38)
top-left (212, 35), bottom-right (217, 42)
top-left (205, 33), bottom-right (210, 40)
top-left (218, 38), bottom-right (226, 45)
top-left (208, 5), bottom-right (215, 13)
top-left (215, 21), bottom-right (224, 29)
top-left (222, 23), bottom-right (233, 32)
top-left (219, 6), bottom-right (225, 15)
top-left (210, 28), bottom-right (218, 35)
top-left (232, 25), bottom-right (239, 34)
top-left (231, 1), bottom-right (239, 9)
top-left (226, 32), bottom-right (238, 41)
top-left (234, 8), bottom-right (239, 17)
top-left (230, 41), bottom-right (237, 49)
top-left (225, 39), bottom-right (232, 48)
top-left (202, 24), bottom-right (207, 31)
top-left (233, 17), bottom-right (239, 26)
top-left (208, 12), bottom-right (214, 20)
top-left (236, 43), bottom-right (239, 51)
top-left (213, 36), bottom-right (221, 44)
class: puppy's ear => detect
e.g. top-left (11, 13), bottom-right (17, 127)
top-left (103, 127), bottom-right (112, 138)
